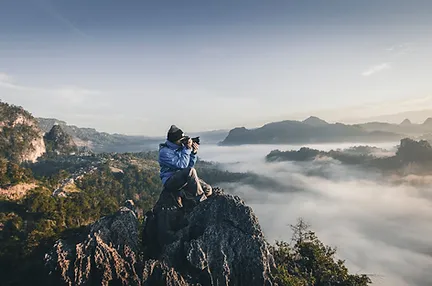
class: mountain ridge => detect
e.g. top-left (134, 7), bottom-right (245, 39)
top-left (37, 118), bottom-right (229, 152)
top-left (221, 117), bottom-right (404, 145)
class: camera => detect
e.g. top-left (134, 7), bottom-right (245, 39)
top-left (181, 136), bottom-right (200, 145)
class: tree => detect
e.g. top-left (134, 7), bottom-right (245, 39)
top-left (270, 218), bottom-right (371, 286)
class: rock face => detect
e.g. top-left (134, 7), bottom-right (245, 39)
top-left (45, 192), bottom-right (274, 286)
top-left (45, 202), bottom-right (141, 286)
top-left (156, 189), bottom-right (274, 286)
top-left (44, 124), bottom-right (78, 156)
top-left (0, 102), bottom-right (46, 162)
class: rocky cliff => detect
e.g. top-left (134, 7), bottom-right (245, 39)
top-left (44, 124), bottom-right (78, 156)
top-left (0, 102), bottom-right (45, 162)
top-left (45, 191), bottom-right (274, 285)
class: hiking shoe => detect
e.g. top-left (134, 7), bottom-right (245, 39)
top-left (196, 193), bottom-right (207, 203)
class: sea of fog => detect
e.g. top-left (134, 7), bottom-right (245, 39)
top-left (197, 142), bottom-right (432, 286)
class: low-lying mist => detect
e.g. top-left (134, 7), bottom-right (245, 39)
top-left (199, 142), bottom-right (432, 286)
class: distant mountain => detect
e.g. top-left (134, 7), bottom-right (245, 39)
top-left (400, 119), bottom-right (412, 126)
top-left (37, 118), bottom-right (229, 152)
top-left (423, 117), bottom-right (432, 126)
top-left (357, 119), bottom-right (432, 136)
top-left (344, 109), bottom-right (432, 125)
top-left (303, 116), bottom-right (329, 127)
top-left (187, 129), bottom-right (229, 144)
top-left (37, 118), bottom-right (161, 153)
top-left (221, 118), bottom-right (402, 145)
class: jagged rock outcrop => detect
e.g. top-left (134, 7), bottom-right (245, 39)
top-left (154, 189), bottom-right (274, 286)
top-left (45, 201), bottom-right (141, 285)
top-left (142, 260), bottom-right (188, 285)
top-left (45, 192), bottom-right (274, 286)
top-left (44, 124), bottom-right (78, 156)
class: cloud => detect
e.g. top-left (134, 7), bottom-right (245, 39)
top-left (0, 72), bottom-right (45, 92)
top-left (329, 95), bottom-right (432, 124)
top-left (56, 86), bottom-right (101, 104)
top-left (386, 43), bottom-right (415, 56)
top-left (0, 72), bottom-right (102, 105)
top-left (361, 63), bottom-right (391, 77)
top-left (0, 73), bottom-right (26, 90)
top-left (199, 143), bottom-right (432, 286)
top-left (0, 73), bottom-right (12, 83)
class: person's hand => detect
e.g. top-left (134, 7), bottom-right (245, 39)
top-left (185, 138), bottom-right (193, 149)
top-left (192, 142), bottom-right (199, 153)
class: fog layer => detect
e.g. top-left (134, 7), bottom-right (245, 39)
top-left (199, 142), bottom-right (432, 286)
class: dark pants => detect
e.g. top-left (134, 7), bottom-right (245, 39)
top-left (164, 167), bottom-right (212, 206)
top-left (148, 168), bottom-right (212, 251)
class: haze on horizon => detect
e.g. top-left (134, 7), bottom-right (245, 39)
top-left (199, 142), bottom-right (432, 286)
top-left (1, 0), bottom-right (432, 136)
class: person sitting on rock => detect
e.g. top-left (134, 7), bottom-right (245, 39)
top-left (158, 125), bottom-right (212, 209)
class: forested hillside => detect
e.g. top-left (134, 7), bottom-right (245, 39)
top-left (0, 101), bottom-right (46, 162)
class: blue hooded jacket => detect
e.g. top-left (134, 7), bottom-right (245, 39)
top-left (158, 140), bottom-right (197, 185)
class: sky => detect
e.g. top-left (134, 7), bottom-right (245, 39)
top-left (1, 0), bottom-right (432, 135)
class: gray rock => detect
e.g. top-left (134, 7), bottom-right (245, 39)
top-left (142, 260), bottom-right (188, 286)
top-left (45, 190), bottom-right (274, 286)
top-left (161, 190), bottom-right (274, 286)
top-left (45, 204), bottom-right (141, 286)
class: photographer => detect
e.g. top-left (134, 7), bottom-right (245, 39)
top-left (158, 125), bottom-right (212, 208)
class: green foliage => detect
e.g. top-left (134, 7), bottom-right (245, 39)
top-left (196, 161), bottom-right (250, 185)
top-left (266, 138), bottom-right (432, 174)
top-left (0, 101), bottom-right (40, 163)
top-left (0, 151), bottom-right (164, 285)
top-left (267, 148), bottom-right (321, 162)
top-left (270, 219), bottom-right (371, 286)
top-left (0, 158), bottom-right (33, 188)
top-left (28, 155), bottom-right (99, 179)
top-left (396, 138), bottom-right (432, 163)
top-left (129, 150), bottom-right (159, 161)
top-left (43, 125), bottom-right (78, 157)
top-left (0, 125), bottom-right (39, 162)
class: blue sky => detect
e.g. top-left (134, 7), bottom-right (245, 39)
top-left (1, 0), bottom-right (432, 135)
